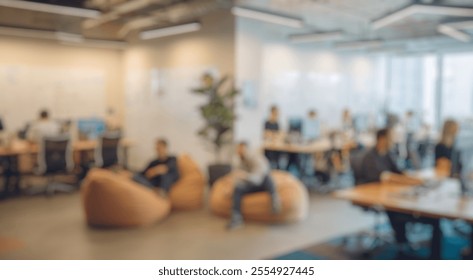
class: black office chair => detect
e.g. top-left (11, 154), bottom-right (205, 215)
top-left (94, 132), bottom-right (121, 168)
top-left (35, 135), bottom-right (76, 196)
top-left (342, 149), bottom-right (392, 255)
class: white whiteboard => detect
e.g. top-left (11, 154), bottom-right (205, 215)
top-left (0, 65), bottom-right (106, 131)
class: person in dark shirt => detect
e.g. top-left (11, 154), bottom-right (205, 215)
top-left (360, 128), bottom-right (442, 259)
top-left (133, 138), bottom-right (179, 193)
top-left (435, 119), bottom-right (461, 177)
top-left (263, 105), bottom-right (282, 169)
top-left (360, 129), bottom-right (410, 184)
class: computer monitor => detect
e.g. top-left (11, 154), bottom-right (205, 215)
top-left (77, 118), bottom-right (106, 140)
top-left (288, 118), bottom-right (302, 133)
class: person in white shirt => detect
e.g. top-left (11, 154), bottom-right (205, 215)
top-left (403, 111), bottom-right (421, 169)
top-left (27, 110), bottom-right (61, 143)
top-left (227, 141), bottom-right (281, 230)
top-left (105, 108), bottom-right (121, 132)
top-left (303, 110), bottom-right (321, 142)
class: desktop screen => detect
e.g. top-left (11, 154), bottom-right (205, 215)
top-left (288, 118), bottom-right (303, 133)
top-left (77, 118), bottom-right (106, 140)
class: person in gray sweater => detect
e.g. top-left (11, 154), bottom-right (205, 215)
top-left (227, 141), bottom-right (281, 230)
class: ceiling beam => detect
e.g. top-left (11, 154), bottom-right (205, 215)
top-left (82, 0), bottom-right (167, 29)
top-left (0, 0), bottom-right (101, 18)
top-left (0, 26), bottom-right (127, 49)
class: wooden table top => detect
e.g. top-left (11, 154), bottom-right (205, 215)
top-left (263, 134), bottom-right (375, 154)
top-left (333, 175), bottom-right (473, 223)
top-left (0, 139), bottom-right (134, 157)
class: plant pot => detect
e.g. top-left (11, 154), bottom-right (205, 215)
top-left (208, 164), bottom-right (232, 187)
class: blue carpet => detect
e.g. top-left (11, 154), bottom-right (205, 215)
top-left (272, 221), bottom-right (471, 260)
top-left (273, 251), bottom-right (324, 260)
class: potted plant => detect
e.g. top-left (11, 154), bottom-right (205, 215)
top-left (191, 73), bottom-right (239, 186)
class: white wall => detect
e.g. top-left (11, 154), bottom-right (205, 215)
top-left (0, 36), bottom-right (124, 132)
top-left (123, 10), bottom-right (235, 170)
top-left (235, 18), bottom-right (387, 147)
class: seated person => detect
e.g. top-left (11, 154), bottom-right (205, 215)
top-left (360, 128), bottom-right (442, 259)
top-left (303, 110), bottom-right (321, 142)
top-left (435, 119), bottom-right (460, 177)
top-left (133, 138), bottom-right (179, 194)
top-left (105, 107), bottom-right (122, 132)
top-left (227, 141), bottom-right (281, 230)
top-left (313, 132), bottom-right (349, 185)
top-left (313, 151), bottom-right (330, 184)
top-left (26, 109), bottom-right (61, 143)
top-left (263, 105), bottom-right (282, 169)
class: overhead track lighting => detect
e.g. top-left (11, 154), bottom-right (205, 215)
top-left (0, 0), bottom-right (101, 18)
top-left (289, 31), bottom-right (344, 44)
top-left (139, 22), bottom-right (201, 40)
top-left (231, 6), bottom-right (304, 28)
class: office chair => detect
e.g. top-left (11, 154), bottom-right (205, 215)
top-left (34, 135), bottom-right (76, 196)
top-left (342, 149), bottom-right (392, 255)
top-left (94, 132), bottom-right (121, 168)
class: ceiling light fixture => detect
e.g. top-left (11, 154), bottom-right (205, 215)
top-left (289, 31), bottom-right (344, 44)
top-left (55, 32), bottom-right (84, 43)
top-left (372, 4), bottom-right (473, 30)
top-left (0, 0), bottom-right (101, 18)
top-left (0, 26), bottom-right (126, 49)
top-left (139, 22), bottom-right (201, 40)
top-left (231, 6), bottom-right (304, 28)
top-left (437, 24), bottom-right (472, 42)
top-left (335, 40), bottom-right (383, 51)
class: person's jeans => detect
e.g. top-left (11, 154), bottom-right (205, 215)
top-left (387, 211), bottom-right (442, 259)
top-left (232, 175), bottom-right (278, 216)
top-left (132, 173), bottom-right (177, 192)
top-left (264, 150), bottom-right (281, 169)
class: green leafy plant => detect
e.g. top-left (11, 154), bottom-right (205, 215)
top-left (191, 73), bottom-right (239, 162)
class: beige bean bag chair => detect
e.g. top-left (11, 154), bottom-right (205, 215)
top-left (169, 155), bottom-right (206, 211)
top-left (81, 168), bottom-right (170, 227)
top-left (210, 171), bottom-right (309, 223)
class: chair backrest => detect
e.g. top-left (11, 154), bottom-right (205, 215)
top-left (349, 149), bottom-right (369, 186)
top-left (95, 132), bottom-right (121, 168)
top-left (38, 135), bottom-right (73, 174)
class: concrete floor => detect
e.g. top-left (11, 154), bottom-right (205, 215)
top-left (0, 193), bottom-right (374, 259)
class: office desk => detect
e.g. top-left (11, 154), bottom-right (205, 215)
top-left (262, 133), bottom-right (375, 154)
top-left (0, 139), bottom-right (134, 198)
top-left (334, 175), bottom-right (473, 259)
top-left (334, 179), bottom-right (473, 222)
top-left (0, 139), bottom-right (134, 157)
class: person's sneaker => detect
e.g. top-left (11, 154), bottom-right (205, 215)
top-left (226, 217), bottom-right (244, 231)
top-left (271, 198), bottom-right (282, 214)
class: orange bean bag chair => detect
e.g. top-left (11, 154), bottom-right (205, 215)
top-left (81, 168), bottom-right (170, 227)
top-left (210, 171), bottom-right (309, 223)
top-left (169, 155), bottom-right (206, 211)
